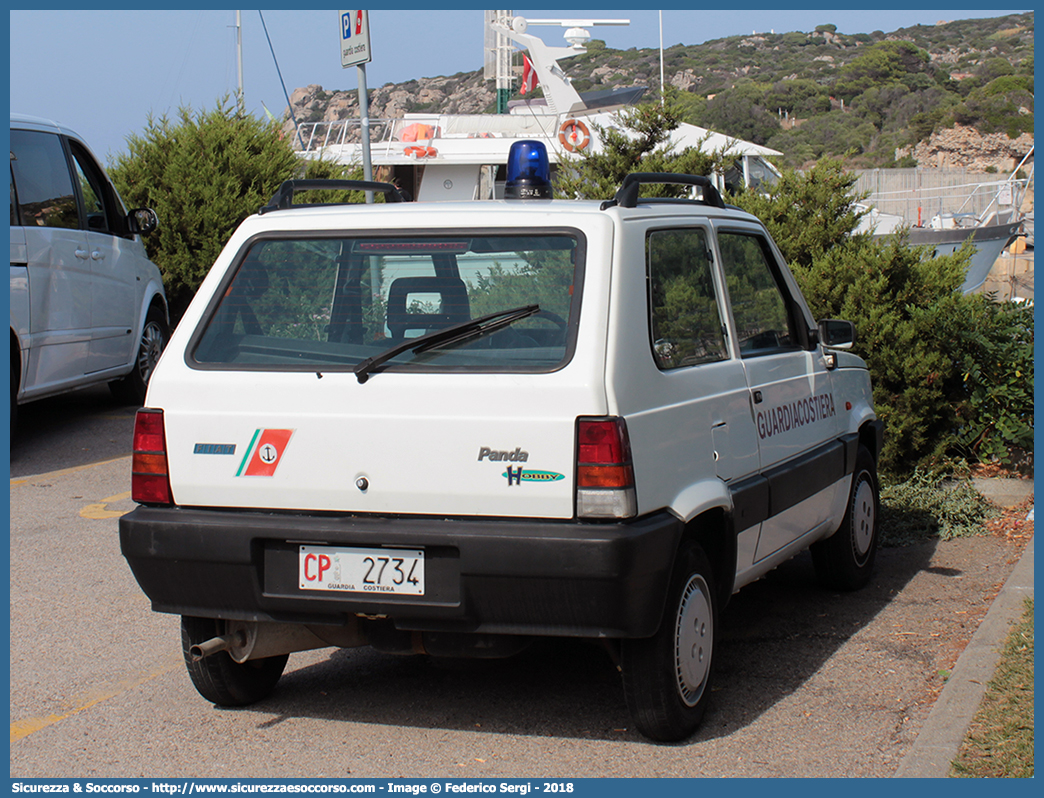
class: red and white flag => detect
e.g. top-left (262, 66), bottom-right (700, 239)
top-left (520, 54), bottom-right (538, 95)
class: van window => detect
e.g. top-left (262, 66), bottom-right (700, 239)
top-left (69, 142), bottom-right (111, 235)
top-left (10, 130), bottom-right (79, 230)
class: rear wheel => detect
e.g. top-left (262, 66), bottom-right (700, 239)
top-left (622, 541), bottom-right (717, 742)
top-left (181, 616), bottom-right (288, 706)
top-left (811, 445), bottom-right (880, 591)
top-left (110, 306), bottom-right (168, 405)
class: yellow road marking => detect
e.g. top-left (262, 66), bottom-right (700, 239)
top-left (9, 457), bottom-right (135, 518)
top-left (10, 662), bottom-right (180, 742)
top-left (80, 490), bottom-right (133, 519)
top-left (10, 455), bottom-right (131, 487)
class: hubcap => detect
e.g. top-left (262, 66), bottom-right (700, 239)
top-left (674, 573), bottom-right (713, 707)
top-left (137, 321), bottom-right (165, 383)
top-left (852, 473), bottom-right (876, 560)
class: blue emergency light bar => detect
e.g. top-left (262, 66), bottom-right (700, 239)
top-left (504, 140), bottom-right (552, 200)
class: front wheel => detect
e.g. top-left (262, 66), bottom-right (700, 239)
top-left (181, 616), bottom-right (288, 707)
top-left (10, 357), bottom-right (19, 433)
top-left (811, 445), bottom-right (880, 591)
top-left (622, 541), bottom-right (717, 742)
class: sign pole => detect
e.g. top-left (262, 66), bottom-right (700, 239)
top-left (357, 63), bottom-right (373, 203)
top-left (340, 10), bottom-right (374, 202)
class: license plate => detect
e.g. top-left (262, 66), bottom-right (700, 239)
top-left (299, 546), bottom-right (424, 595)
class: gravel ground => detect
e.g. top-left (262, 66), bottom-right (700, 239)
top-left (9, 458), bottom-right (1033, 778)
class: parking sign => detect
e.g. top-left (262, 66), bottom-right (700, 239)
top-left (340, 9), bottom-right (372, 67)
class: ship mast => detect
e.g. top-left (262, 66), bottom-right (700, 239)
top-left (484, 10), bottom-right (514, 114)
top-left (487, 13), bottom-right (629, 116)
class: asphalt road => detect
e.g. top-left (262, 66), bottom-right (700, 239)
top-left (10, 384), bottom-right (139, 478)
top-left (8, 391), bottom-right (1028, 778)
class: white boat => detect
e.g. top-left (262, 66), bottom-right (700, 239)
top-left (854, 149), bottom-right (1033, 293)
top-left (292, 13), bottom-right (782, 203)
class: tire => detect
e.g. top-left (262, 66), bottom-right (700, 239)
top-left (10, 357), bottom-right (19, 433)
top-left (811, 445), bottom-right (880, 591)
top-left (181, 616), bottom-right (288, 707)
top-left (622, 541), bottom-right (717, 742)
top-left (110, 306), bottom-right (168, 405)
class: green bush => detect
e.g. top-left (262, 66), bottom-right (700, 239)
top-left (834, 41), bottom-right (931, 100)
top-left (109, 99), bottom-right (360, 322)
top-left (733, 160), bottom-right (1033, 475)
top-left (978, 74), bottom-right (1032, 95)
top-left (948, 77), bottom-right (1035, 137)
top-left (766, 112), bottom-right (879, 165)
top-left (948, 297), bottom-right (1034, 465)
top-left (701, 92), bottom-right (781, 146)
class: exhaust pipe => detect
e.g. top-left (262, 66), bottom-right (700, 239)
top-left (189, 620), bottom-right (366, 663)
top-left (189, 632), bottom-right (243, 662)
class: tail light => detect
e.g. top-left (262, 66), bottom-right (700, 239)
top-left (576, 417), bottom-right (637, 519)
top-left (132, 409), bottom-right (173, 505)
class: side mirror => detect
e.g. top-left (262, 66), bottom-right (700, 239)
top-left (818, 319), bottom-right (856, 349)
top-left (127, 207), bottom-right (159, 235)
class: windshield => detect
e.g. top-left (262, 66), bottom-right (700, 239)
top-left (723, 156), bottom-right (780, 195)
top-left (191, 231), bottom-right (583, 374)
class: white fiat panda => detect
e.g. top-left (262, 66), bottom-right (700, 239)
top-left (120, 142), bottom-right (882, 742)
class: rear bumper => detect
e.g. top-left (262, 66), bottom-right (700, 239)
top-left (119, 506), bottom-right (683, 639)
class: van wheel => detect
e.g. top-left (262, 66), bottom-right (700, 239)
top-left (812, 445), bottom-right (880, 591)
top-left (621, 541), bottom-right (717, 742)
top-left (10, 358), bottom-right (19, 432)
top-left (110, 307), bottom-right (168, 405)
top-left (181, 616), bottom-right (288, 706)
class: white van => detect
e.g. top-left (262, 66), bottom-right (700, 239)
top-left (9, 114), bottom-right (168, 421)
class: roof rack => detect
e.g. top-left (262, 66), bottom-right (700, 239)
top-left (259, 179), bottom-right (406, 214)
top-left (600, 173), bottom-right (725, 211)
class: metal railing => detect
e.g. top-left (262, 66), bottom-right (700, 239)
top-left (296, 119), bottom-right (394, 152)
top-left (294, 113), bottom-right (567, 155)
top-left (853, 159), bottom-right (1033, 224)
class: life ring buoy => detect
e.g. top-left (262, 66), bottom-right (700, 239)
top-left (558, 119), bottom-right (590, 152)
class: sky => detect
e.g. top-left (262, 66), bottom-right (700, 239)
top-left (8, 6), bottom-right (1031, 164)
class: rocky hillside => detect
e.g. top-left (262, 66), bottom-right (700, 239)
top-left (283, 12), bottom-right (1033, 169)
top-left (286, 74), bottom-right (493, 133)
top-left (903, 125), bottom-right (1034, 172)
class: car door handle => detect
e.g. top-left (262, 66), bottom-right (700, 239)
top-left (75, 248), bottom-right (89, 260)
top-left (752, 390), bottom-right (763, 404)
top-left (91, 250), bottom-right (104, 261)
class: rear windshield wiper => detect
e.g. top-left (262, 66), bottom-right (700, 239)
top-left (354, 304), bottom-right (540, 384)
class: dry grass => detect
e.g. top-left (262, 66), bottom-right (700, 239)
top-left (951, 599), bottom-right (1034, 778)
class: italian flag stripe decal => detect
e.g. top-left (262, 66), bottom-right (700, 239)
top-left (236, 429), bottom-right (262, 477)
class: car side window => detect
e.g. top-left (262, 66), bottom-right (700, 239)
top-left (9, 130), bottom-right (79, 231)
top-left (647, 227), bottom-right (728, 369)
top-left (68, 142), bottom-right (113, 235)
top-left (718, 231), bottom-right (798, 356)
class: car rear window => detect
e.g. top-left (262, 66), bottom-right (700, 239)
top-left (190, 231), bottom-right (584, 374)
